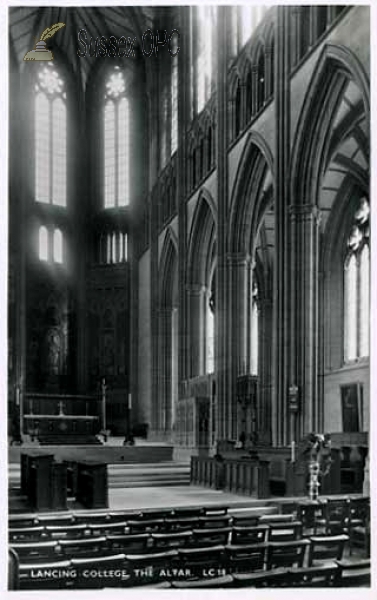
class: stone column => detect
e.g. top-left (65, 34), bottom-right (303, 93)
top-left (148, 67), bottom-right (160, 436)
top-left (265, 47), bottom-right (273, 99)
top-left (293, 204), bottom-right (321, 437)
top-left (251, 66), bottom-right (259, 116)
top-left (273, 6), bottom-right (291, 445)
top-left (228, 254), bottom-right (251, 375)
top-left (187, 284), bottom-right (205, 377)
top-left (216, 6), bottom-right (231, 441)
top-left (157, 308), bottom-right (173, 434)
top-left (258, 296), bottom-right (273, 443)
top-left (178, 8), bottom-right (190, 397)
top-left (228, 254), bottom-right (251, 439)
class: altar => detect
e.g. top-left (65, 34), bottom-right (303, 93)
top-left (21, 393), bottom-right (101, 443)
top-left (24, 415), bottom-right (99, 436)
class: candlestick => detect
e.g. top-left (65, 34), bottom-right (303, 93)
top-left (128, 393), bottom-right (132, 410)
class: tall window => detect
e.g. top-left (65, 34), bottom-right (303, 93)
top-left (344, 198), bottom-right (370, 361)
top-left (53, 228), bottom-right (63, 263)
top-left (38, 226), bottom-right (64, 263)
top-left (171, 56), bottom-right (178, 154)
top-left (39, 226), bottom-right (48, 261)
top-left (35, 64), bottom-right (66, 206)
top-left (104, 231), bottom-right (128, 264)
top-left (104, 68), bottom-right (130, 208)
top-left (196, 6), bottom-right (215, 113)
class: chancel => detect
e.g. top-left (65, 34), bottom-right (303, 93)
top-left (8, 4), bottom-right (371, 592)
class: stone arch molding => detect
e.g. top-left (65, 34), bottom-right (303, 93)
top-left (229, 131), bottom-right (274, 256)
top-left (290, 43), bottom-right (369, 209)
top-left (187, 188), bottom-right (217, 287)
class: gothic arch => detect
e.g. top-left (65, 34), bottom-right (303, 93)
top-left (291, 43), bottom-right (370, 207)
top-left (159, 227), bottom-right (178, 308)
top-left (229, 132), bottom-right (274, 255)
top-left (187, 189), bottom-right (217, 286)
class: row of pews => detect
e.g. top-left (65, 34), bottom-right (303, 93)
top-left (9, 498), bottom-right (370, 590)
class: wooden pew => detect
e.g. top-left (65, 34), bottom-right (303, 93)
top-left (10, 540), bottom-right (61, 562)
top-left (308, 534), bottom-right (349, 566)
top-left (71, 553), bottom-right (131, 588)
top-left (9, 526), bottom-right (47, 543)
top-left (106, 533), bottom-right (152, 554)
top-left (151, 531), bottom-right (193, 549)
top-left (192, 527), bottom-right (231, 547)
top-left (267, 521), bottom-right (303, 542)
top-left (231, 524), bottom-right (269, 545)
top-left (335, 559), bottom-right (371, 587)
top-left (266, 539), bottom-right (310, 570)
top-left (225, 542), bottom-right (267, 573)
top-left (18, 559), bottom-right (75, 590)
top-left (58, 536), bottom-right (108, 558)
top-left (125, 549), bottom-right (179, 585)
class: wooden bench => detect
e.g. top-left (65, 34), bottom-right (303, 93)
top-left (335, 558), bottom-right (371, 586)
top-left (18, 559), bottom-right (74, 590)
top-left (308, 534), bottom-right (349, 566)
top-left (106, 533), bottom-right (152, 554)
top-left (225, 542), bottom-right (267, 573)
top-left (231, 524), bottom-right (269, 545)
top-left (266, 539), bottom-right (310, 570)
top-left (71, 553), bottom-right (131, 588)
top-left (192, 527), bottom-right (231, 546)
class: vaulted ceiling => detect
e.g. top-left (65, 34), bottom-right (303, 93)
top-left (9, 6), bottom-right (168, 89)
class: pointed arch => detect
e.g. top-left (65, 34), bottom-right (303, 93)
top-left (291, 43), bottom-right (370, 207)
top-left (159, 227), bottom-right (178, 308)
top-left (187, 189), bottom-right (217, 286)
top-left (229, 132), bottom-right (274, 255)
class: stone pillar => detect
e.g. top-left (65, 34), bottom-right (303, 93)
top-left (291, 7), bottom-right (300, 68)
top-left (178, 8), bottom-right (190, 397)
top-left (216, 6), bottom-right (231, 440)
top-left (228, 254), bottom-right (251, 439)
top-left (187, 285), bottom-right (205, 377)
top-left (251, 66), bottom-right (259, 116)
top-left (158, 308), bottom-right (173, 434)
top-left (273, 7), bottom-right (291, 445)
top-left (265, 47), bottom-right (273, 99)
top-left (148, 68), bottom-right (160, 435)
top-left (258, 297), bottom-right (273, 443)
top-left (292, 204), bottom-right (321, 437)
top-left (327, 6), bottom-right (337, 24)
top-left (228, 254), bottom-right (250, 375)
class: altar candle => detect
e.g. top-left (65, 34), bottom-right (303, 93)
top-left (291, 441), bottom-right (296, 463)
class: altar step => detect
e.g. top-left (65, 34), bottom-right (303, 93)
top-left (37, 434), bottom-right (102, 446)
top-left (108, 462), bottom-right (191, 488)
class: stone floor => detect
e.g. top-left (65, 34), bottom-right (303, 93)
top-left (108, 484), bottom-right (273, 512)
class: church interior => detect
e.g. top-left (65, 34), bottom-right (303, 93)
top-left (7, 4), bottom-right (371, 591)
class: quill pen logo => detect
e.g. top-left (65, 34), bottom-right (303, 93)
top-left (24, 23), bottom-right (65, 61)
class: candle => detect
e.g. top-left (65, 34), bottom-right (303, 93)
top-left (128, 393), bottom-right (132, 410)
top-left (291, 441), bottom-right (296, 463)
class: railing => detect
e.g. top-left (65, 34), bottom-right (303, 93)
top-left (191, 455), bottom-right (270, 498)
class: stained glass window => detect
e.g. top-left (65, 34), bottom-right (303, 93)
top-left (104, 68), bottom-right (129, 207)
top-left (35, 64), bottom-right (66, 206)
